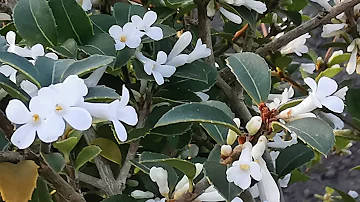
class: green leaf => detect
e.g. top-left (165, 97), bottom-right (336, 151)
top-left (289, 169), bottom-right (310, 184)
top-left (276, 143), bottom-right (314, 177)
top-left (351, 165), bottom-right (360, 171)
top-left (60, 55), bottom-right (115, 81)
top-left (278, 99), bottom-right (303, 112)
top-left (155, 103), bottom-right (240, 134)
top-left (333, 188), bottom-right (356, 202)
top-left (84, 86), bottom-right (120, 102)
top-left (315, 66), bottom-right (342, 82)
top-left (235, 6), bottom-right (257, 29)
top-left (162, 0), bottom-right (194, 9)
top-left (50, 38), bottom-right (78, 58)
top-left (328, 53), bottom-right (351, 67)
top-left (285, 118), bottom-right (334, 156)
top-left (201, 123), bottom-right (228, 145)
top-left (47, 59), bottom-right (75, 84)
top-left (41, 152), bottom-right (65, 173)
top-left (226, 52), bottom-right (271, 104)
top-left (90, 14), bottom-right (116, 35)
top-left (346, 89), bottom-right (360, 119)
top-left (287, 0), bottom-right (308, 11)
top-left (281, 10), bottom-right (302, 25)
top-left (101, 194), bottom-right (137, 202)
top-left (114, 47), bottom-right (135, 69)
top-left (204, 161), bottom-right (242, 201)
top-left (142, 24), bottom-right (177, 43)
top-left (139, 151), bottom-right (196, 179)
top-left (13, 0), bottom-right (57, 47)
top-left (75, 145), bottom-right (102, 170)
top-left (207, 144), bottom-right (221, 162)
top-left (0, 52), bottom-right (41, 88)
top-left (151, 122), bottom-right (192, 136)
top-left (0, 74), bottom-right (30, 102)
top-left (173, 61), bottom-right (209, 83)
top-left (30, 177), bottom-right (53, 202)
top-left (91, 137), bottom-right (122, 165)
top-left (53, 132), bottom-right (82, 163)
top-left (113, 2), bottom-right (146, 27)
top-left (48, 0), bottom-right (93, 44)
top-left (80, 33), bottom-right (116, 56)
top-left (202, 100), bottom-right (235, 118)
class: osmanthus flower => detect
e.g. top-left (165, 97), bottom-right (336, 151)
top-left (109, 23), bottom-right (142, 50)
top-left (206, 0), bottom-right (242, 24)
top-left (30, 44), bottom-right (58, 62)
top-left (187, 39), bottom-right (211, 63)
top-left (246, 116), bottom-right (262, 136)
top-left (226, 142), bottom-right (262, 189)
top-left (232, 0), bottom-right (267, 14)
top-left (20, 80), bottom-right (39, 97)
top-left (346, 38), bottom-right (360, 74)
top-left (5, 31), bottom-right (31, 57)
top-left (299, 63), bottom-right (316, 74)
top-left (5, 98), bottom-right (55, 149)
top-left (280, 33), bottom-right (311, 56)
top-left (227, 118), bottom-right (241, 145)
top-left (166, 31), bottom-right (192, 67)
top-left (76, 0), bottom-right (92, 11)
top-left (194, 185), bottom-right (225, 202)
top-left (149, 167), bottom-right (170, 199)
top-left (0, 65), bottom-right (17, 83)
top-left (131, 11), bottom-right (163, 41)
top-left (278, 77), bottom-right (346, 119)
top-left (173, 163), bottom-right (203, 199)
top-left (142, 51), bottom-right (176, 85)
top-left (321, 23), bottom-right (347, 38)
top-left (80, 85), bottom-right (138, 141)
top-left (267, 86), bottom-right (294, 110)
top-left (37, 75), bottom-right (92, 138)
top-left (267, 132), bottom-right (297, 149)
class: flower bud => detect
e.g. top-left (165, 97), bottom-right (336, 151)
top-left (252, 136), bottom-right (267, 160)
top-left (221, 145), bottom-right (232, 157)
top-left (131, 190), bottom-right (155, 199)
top-left (149, 167), bottom-right (169, 199)
top-left (245, 116), bottom-right (262, 136)
top-left (227, 130), bottom-right (238, 145)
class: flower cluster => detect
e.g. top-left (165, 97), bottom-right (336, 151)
top-left (6, 75), bottom-right (137, 149)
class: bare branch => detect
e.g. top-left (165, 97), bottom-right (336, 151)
top-left (77, 172), bottom-right (107, 191)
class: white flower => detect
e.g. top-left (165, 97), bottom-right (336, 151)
top-left (195, 185), bottom-right (225, 202)
top-left (5, 31), bottom-right (31, 57)
top-left (233, 0), bottom-right (267, 14)
top-left (166, 31), bottom-right (192, 67)
top-left (249, 185), bottom-right (260, 198)
top-left (227, 118), bottom-right (241, 145)
top-left (251, 136), bottom-right (267, 160)
top-left (173, 163), bottom-right (203, 199)
top-left (278, 77), bottom-right (345, 119)
top-left (20, 80), bottom-right (39, 97)
top-left (321, 24), bottom-right (346, 38)
top-left (187, 39), bottom-right (211, 63)
top-left (145, 198), bottom-right (166, 202)
top-left (131, 11), bottom-right (163, 41)
top-left (195, 92), bottom-right (210, 101)
top-left (219, 7), bottom-right (242, 24)
top-left (346, 38), bottom-right (360, 74)
top-left (231, 197), bottom-right (244, 202)
top-left (0, 65), bottom-right (17, 83)
top-left (221, 145), bottom-right (233, 157)
top-left (131, 190), bottom-right (155, 199)
top-left (30, 43), bottom-right (58, 62)
top-left (348, 190), bottom-right (359, 199)
top-left (268, 132), bottom-right (297, 149)
top-left (268, 86), bottom-right (294, 110)
top-left (80, 85), bottom-right (138, 141)
top-left (206, 0), bottom-right (216, 17)
top-left (279, 174), bottom-right (291, 188)
top-left (5, 98), bottom-right (55, 148)
top-left (109, 23), bottom-right (142, 50)
top-left (269, 151), bottom-right (280, 167)
top-left (333, 86), bottom-right (348, 100)
top-left (256, 157), bottom-right (281, 202)
top-left (150, 167), bottom-right (169, 199)
top-left (320, 112), bottom-right (344, 129)
top-left (299, 63), bottom-right (316, 74)
top-left (143, 51), bottom-right (176, 85)
top-left (246, 116), bottom-right (262, 136)
top-left (37, 75), bottom-right (92, 137)
top-left (84, 66), bottom-right (106, 87)
top-left (309, 0), bottom-right (332, 11)
top-left (226, 142), bottom-right (262, 189)
top-left (76, 0), bottom-right (92, 11)
top-left (280, 33), bottom-right (310, 56)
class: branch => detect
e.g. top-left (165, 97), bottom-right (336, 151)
top-left (77, 172), bottom-right (107, 191)
top-left (176, 177), bottom-right (211, 202)
top-left (0, 151), bottom-right (34, 162)
top-left (255, 0), bottom-right (360, 56)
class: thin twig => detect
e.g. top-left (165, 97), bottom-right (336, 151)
top-left (77, 172), bottom-right (107, 191)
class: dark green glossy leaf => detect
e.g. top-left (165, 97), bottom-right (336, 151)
top-left (281, 10), bottom-right (302, 25)
top-left (151, 122), bottom-right (192, 136)
top-left (132, 58), bottom-right (153, 80)
top-left (114, 47), bottom-right (135, 69)
top-left (113, 2), bottom-right (146, 27)
top-left (276, 143), bottom-right (314, 177)
top-left (53, 131), bottom-right (82, 163)
top-left (35, 57), bottom-right (75, 86)
top-left (75, 145), bottom-right (102, 170)
top-left (201, 123), bottom-right (228, 145)
top-left (50, 38), bottom-right (78, 58)
top-left (173, 61), bottom-right (209, 83)
top-left (204, 161), bottom-right (243, 201)
top-left (333, 188), bottom-right (356, 202)
top-left (278, 99), bottom-right (303, 112)
top-left (80, 33), bottom-right (116, 56)
top-left (285, 118), bottom-right (334, 156)
top-left (60, 55), bottom-right (115, 81)
top-left (202, 100), bottom-right (235, 118)
top-left (207, 144), bottom-right (221, 162)
top-left (346, 89), bottom-right (360, 120)
top-left (30, 177), bottom-right (53, 202)
top-left (0, 73), bottom-right (30, 102)
top-left (163, 0), bottom-right (194, 9)
top-left (48, 0), bottom-right (93, 44)
top-left (13, 0), bottom-right (57, 47)
top-left (155, 103), bottom-right (240, 134)
top-left (140, 151), bottom-right (196, 179)
top-left (41, 152), bottom-right (65, 173)
top-left (235, 6), bottom-right (257, 29)
top-left (226, 52), bottom-right (271, 104)
top-left (287, 0), bottom-right (308, 11)
top-left (84, 85), bottom-right (120, 102)
top-left (90, 14), bottom-right (116, 35)
top-left (289, 169), bottom-right (310, 184)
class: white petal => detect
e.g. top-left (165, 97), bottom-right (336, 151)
top-left (239, 142), bottom-right (252, 162)
top-left (316, 76), bottom-right (338, 98)
top-left (29, 96), bottom-right (53, 118)
top-left (300, 63), bottom-right (316, 74)
top-left (231, 197), bottom-right (244, 202)
top-left (123, 22), bottom-right (138, 34)
top-left (6, 99), bottom-right (31, 124)
top-left (321, 112), bottom-right (344, 129)
top-left (207, 0), bottom-right (216, 17)
top-left (257, 157), bottom-right (280, 202)
top-left (143, 11), bottom-right (157, 26)
top-left (279, 173), bottom-right (291, 188)
top-left (146, 27), bottom-right (163, 41)
top-left (126, 36), bottom-right (141, 49)
top-left (153, 70), bottom-right (165, 85)
top-left (219, 7), bottom-right (242, 24)
top-left (233, 118), bottom-right (241, 128)
top-left (234, 170), bottom-right (251, 189)
top-left (115, 41), bottom-right (126, 50)
top-left (63, 107), bottom-right (92, 130)
top-left (131, 15), bottom-right (144, 28)
top-left (82, 0), bottom-right (92, 11)
top-left (195, 92), bottom-right (209, 101)
top-left (136, 51), bottom-right (153, 64)
top-left (168, 31), bottom-right (192, 61)
top-left (346, 49), bottom-right (357, 74)
top-left (333, 86), bottom-right (348, 100)
top-left (304, 77), bottom-right (317, 92)
top-left (156, 51), bottom-right (168, 64)
top-left (249, 162), bottom-right (262, 181)
top-left (11, 124), bottom-right (36, 149)
top-left (117, 106), bottom-right (138, 126)
top-left (144, 62), bottom-right (154, 75)
top-left (119, 85), bottom-right (130, 107)
top-left (6, 31), bottom-right (15, 45)
top-left (245, 0), bottom-right (267, 14)
top-left (45, 52), bottom-right (58, 60)
top-left (38, 113), bottom-right (65, 143)
top-left (347, 40), bottom-right (357, 52)
top-left (131, 190), bottom-right (155, 199)
top-left (31, 44), bottom-right (45, 59)
top-left (112, 119), bottom-right (127, 141)
top-left (0, 65), bottom-right (16, 77)
top-left (321, 96), bottom-right (344, 113)
top-left (155, 65), bottom-right (176, 78)
top-left (109, 25), bottom-right (123, 39)
top-left (197, 190), bottom-right (225, 201)
top-left (165, 54), bottom-right (188, 67)
top-left (62, 75), bottom-right (88, 97)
